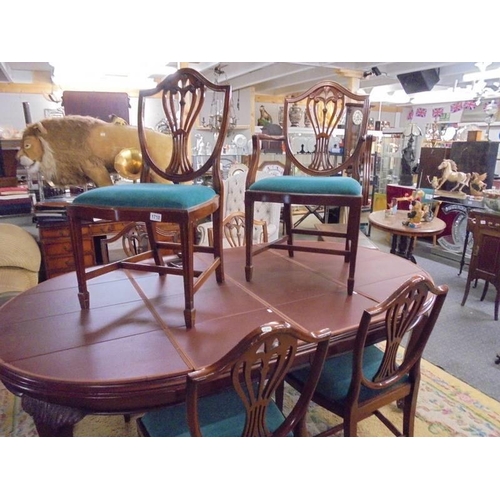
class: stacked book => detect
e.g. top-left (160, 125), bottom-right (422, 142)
top-left (33, 199), bottom-right (73, 224)
top-left (0, 186), bottom-right (32, 215)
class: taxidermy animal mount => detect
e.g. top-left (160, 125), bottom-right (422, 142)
top-left (16, 115), bottom-right (172, 187)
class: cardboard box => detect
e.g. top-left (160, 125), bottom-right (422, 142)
top-left (467, 130), bottom-right (483, 141)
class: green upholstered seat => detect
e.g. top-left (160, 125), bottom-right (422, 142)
top-left (248, 176), bottom-right (362, 196)
top-left (140, 386), bottom-right (288, 437)
top-left (73, 184), bottom-right (217, 210)
top-left (287, 345), bottom-right (408, 405)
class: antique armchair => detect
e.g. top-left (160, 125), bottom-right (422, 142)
top-left (198, 169), bottom-right (282, 247)
top-left (67, 68), bottom-right (231, 328)
top-left (244, 81), bottom-right (372, 295)
top-left (136, 322), bottom-right (331, 437)
top-left (285, 275), bottom-right (448, 437)
top-left (461, 210), bottom-right (500, 320)
top-left (209, 211), bottom-right (268, 248)
top-left (0, 223), bottom-right (41, 306)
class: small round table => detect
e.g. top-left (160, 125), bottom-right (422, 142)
top-left (368, 210), bottom-right (446, 263)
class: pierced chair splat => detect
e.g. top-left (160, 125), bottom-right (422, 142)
top-left (67, 68), bottom-right (231, 328)
top-left (136, 322), bottom-right (331, 437)
top-left (286, 275), bottom-right (448, 437)
top-left (244, 81), bottom-right (372, 295)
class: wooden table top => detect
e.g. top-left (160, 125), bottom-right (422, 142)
top-left (0, 241), bottom-right (432, 433)
top-left (369, 210), bottom-right (446, 238)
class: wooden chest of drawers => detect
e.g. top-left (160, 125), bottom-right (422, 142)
top-left (38, 219), bottom-right (181, 280)
top-left (38, 221), bottom-right (131, 279)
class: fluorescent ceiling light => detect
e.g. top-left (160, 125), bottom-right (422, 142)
top-left (50, 62), bottom-right (176, 89)
top-left (370, 86), bottom-right (410, 104)
top-left (410, 88), bottom-right (476, 105)
top-left (463, 68), bottom-right (500, 82)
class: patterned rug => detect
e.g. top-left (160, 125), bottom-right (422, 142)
top-left (2, 356), bottom-right (500, 437)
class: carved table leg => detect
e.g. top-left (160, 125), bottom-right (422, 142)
top-left (390, 235), bottom-right (398, 255)
top-left (397, 236), bottom-right (409, 256)
top-left (405, 237), bottom-right (417, 264)
top-left (22, 396), bottom-right (87, 437)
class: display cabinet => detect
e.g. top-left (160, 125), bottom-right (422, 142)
top-left (376, 132), bottom-right (403, 194)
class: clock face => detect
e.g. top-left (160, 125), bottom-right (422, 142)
top-left (352, 109), bottom-right (363, 125)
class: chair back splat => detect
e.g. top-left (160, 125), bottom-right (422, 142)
top-left (67, 68), bottom-right (231, 328)
top-left (136, 322), bottom-right (331, 437)
top-left (244, 81), bottom-right (373, 295)
top-left (286, 275), bottom-right (448, 437)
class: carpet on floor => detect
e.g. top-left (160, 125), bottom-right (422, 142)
top-left (2, 354), bottom-right (500, 437)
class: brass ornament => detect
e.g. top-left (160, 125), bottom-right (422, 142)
top-left (114, 148), bottom-right (143, 180)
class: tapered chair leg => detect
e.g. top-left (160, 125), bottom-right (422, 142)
top-left (283, 203), bottom-right (294, 258)
top-left (461, 277), bottom-right (473, 307)
top-left (212, 210), bottom-right (224, 284)
top-left (480, 281), bottom-right (489, 301)
top-left (245, 198), bottom-right (255, 281)
top-left (344, 414), bottom-right (358, 437)
top-left (145, 221), bottom-right (166, 270)
top-left (294, 416), bottom-right (309, 437)
top-left (403, 387), bottom-right (419, 437)
top-left (69, 215), bottom-right (90, 309)
top-left (180, 221), bottom-right (196, 329)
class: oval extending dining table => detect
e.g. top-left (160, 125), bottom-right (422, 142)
top-left (0, 241), bottom-right (433, 436)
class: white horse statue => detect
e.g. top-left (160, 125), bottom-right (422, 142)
top-left (435, 159), bottom-right (470, 192)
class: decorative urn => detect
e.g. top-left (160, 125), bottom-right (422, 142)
top-left (289, 103), bottom-right (302, 127)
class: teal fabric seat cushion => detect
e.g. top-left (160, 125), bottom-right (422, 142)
top-left (248, 176), bottom-right (361, 195)
top-left (287, 345), bottom-right (408, 405)
top-left (140, 386), bottom-right (288, 437)
top-left (72, 184), bottom-right (217, 210)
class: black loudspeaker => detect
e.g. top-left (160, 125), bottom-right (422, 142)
top-left (397, 69), bottom-right (440, 94)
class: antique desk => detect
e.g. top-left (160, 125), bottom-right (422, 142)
top-left (368, 210), bottom-right (446, 263)
top-left (0, 243), bottom-right (432, 436)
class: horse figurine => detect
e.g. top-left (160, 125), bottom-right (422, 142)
top-left (469, 172), bottom-right (487, 196)
top-left (435, 159), bottom-right (470, 192)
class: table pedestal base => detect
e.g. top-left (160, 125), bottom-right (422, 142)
top-left (22, 396), bottom-right (86, 437)
top-left (390, 235), bottom-right (417, 264)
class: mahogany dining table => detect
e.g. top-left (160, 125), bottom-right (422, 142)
top-left (0, 241), bottom-right (432, 436)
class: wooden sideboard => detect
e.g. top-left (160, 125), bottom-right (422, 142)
top-left (38, 220), bottom-right (179, 280)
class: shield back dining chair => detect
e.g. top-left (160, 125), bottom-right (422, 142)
top-left (244, 81), bottom-right (372, 295)
top-left (67, 67), bottom-right (231, 328)
top-left (136, 322), bottom-right (331, 437)
top-left (285, 275), bottom-right (448, 437)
